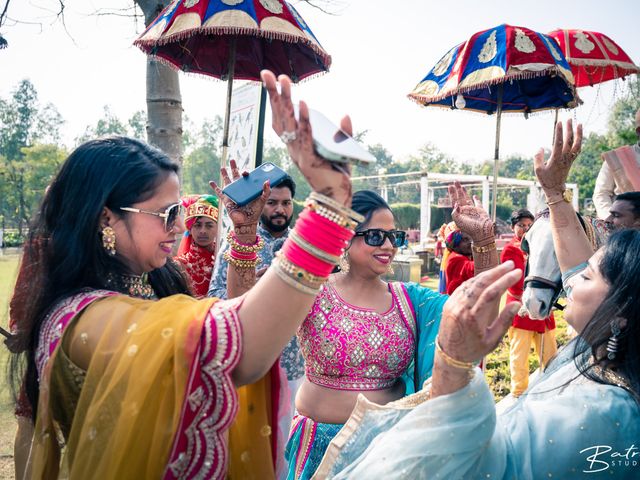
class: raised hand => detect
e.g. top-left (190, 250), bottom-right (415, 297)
top-left (534, 119), bottom-right (582, 197)
top-left (261, 69), bottom-right (352, 207)
top-left (438, 262), bottom-right (522, 363)
top-left (210, 159), bottom-right (270, 239)
top-left (448, 181), bottom-right (494, 242)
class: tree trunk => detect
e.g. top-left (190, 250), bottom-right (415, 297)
top-left (136, 0), bottom-right (183, 165)
top-left (146, 59), bottom-right (183, 164)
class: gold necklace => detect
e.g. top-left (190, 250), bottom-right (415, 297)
top-left (106, 272), bottom-right (156, 300)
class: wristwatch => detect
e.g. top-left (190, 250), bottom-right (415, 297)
top-left (546, 188), bottom-right (573, 206)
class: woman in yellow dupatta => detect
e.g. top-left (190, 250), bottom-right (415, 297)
top-left (7, 70), bottom-right (359, 480)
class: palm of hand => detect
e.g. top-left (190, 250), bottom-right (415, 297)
top-left (453, 205), bottom-right (492, 239)
top-left (222, 196), bottom-right (264, 226)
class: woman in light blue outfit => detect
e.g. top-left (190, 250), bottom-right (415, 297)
top-left (315, 121), bottom-right (640, 479)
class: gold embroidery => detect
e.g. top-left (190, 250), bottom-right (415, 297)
top-left (433, 47), bottom-right (455, 76)
top-left (184, 0), bottom-right (199, 7)
top-left (478, 30), bottom-right (497, 63)
top-left (574, 31), bottom-right (595, 54)
top-left (514, 28), bottom-right (536, 54)
top-left (602, 36), bottom-right (619, 55)
top-left (260, 0), bottom-right (283, 14)
top-left (543, 35), bottom-right (562, 61)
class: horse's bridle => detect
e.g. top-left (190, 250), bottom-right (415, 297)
top-left (520, 210), bottom-right (588, 312)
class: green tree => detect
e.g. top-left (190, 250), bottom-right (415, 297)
top-left (181, 116), bottom-right (223, 195)
top-left (0, 79), bottom-right (64, 232)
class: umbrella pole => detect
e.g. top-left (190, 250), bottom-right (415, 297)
top-left (552, 108), bottom-right (559, 143)
top-left (221, 37), bottom-right (237, 167)
top-left (492, 83), bottom-right (504, 221)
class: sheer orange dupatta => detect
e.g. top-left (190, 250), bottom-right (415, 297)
top-left (30, 295), bottom-right (217, 479)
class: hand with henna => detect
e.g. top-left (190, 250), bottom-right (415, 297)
top-left (534, 119), bottom-right (582, 199)
top-left (210, 158), bottom-right (270, 242)
top-left (261, 70), bottom-right (352, 207)
top-left (448, 181), bottom-right (494, 243)
top-left (431, 262), bottom-right (522, 398)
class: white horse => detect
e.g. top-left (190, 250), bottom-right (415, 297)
top-left (521, 210), bottom-right (607, 319)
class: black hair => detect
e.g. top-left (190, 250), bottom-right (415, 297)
top-left (510, 208), bottom-right (535, 227)
top-left (614, 192), bottom-right (640, 218)
top-left (351, 190), bottom-right (392, 232)
top-left (274, 174), bottom-right (296, 198)
top-left (9, 136), bottom-right (191, 420)
top-left (574, 229), bottom-right (640, 404)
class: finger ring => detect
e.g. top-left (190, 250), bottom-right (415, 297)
top-left (280, 131), bottom-right (297, 144)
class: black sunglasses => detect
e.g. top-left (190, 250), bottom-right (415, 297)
top-left (120, 203), bottom-right (184, 232)
top-left (354, 229), bottom-right (407, 248)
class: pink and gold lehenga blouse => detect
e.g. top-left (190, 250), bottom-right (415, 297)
top-left (298, 281), bottom-right (416, 391)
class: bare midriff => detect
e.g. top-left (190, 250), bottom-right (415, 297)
top-left (295, 376), bottom-right (406, 424)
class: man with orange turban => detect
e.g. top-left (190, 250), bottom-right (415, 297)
top-left (175, 195), bottom-right (219, 298)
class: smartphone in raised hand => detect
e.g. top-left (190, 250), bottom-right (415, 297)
top-left (221, 162), bottom-right (287, 206)
top-left (294, 105), bottom-right (376, 165)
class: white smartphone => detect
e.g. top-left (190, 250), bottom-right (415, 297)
top-left (294, 105), bottom-right (376, 165)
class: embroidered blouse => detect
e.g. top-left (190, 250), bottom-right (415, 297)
top-left (298, 282), bottom-right (416, 391)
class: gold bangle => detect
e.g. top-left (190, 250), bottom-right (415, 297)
top-left (272, 260), bottom-right (322, 295)
top-left (308, 192), bottom-right (365, 223)
top-left (305, 201), bottom-right (357, 229)
top-left (223, 251), bottom-right (262, 269)
top-left (546, 197), bottom-right (565, 206)
top-left (226, 232), bottom-right (265, 253)
top-left (289, 230), bottom-right (341, 264)
top-left (435, 336), bottom-right (474, 370)
top-left (472, 242), bottom-right (496, 254)
top-left (275, 253), bottom-right (328, 289)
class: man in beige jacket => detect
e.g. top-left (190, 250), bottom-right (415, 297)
top-left (593, 108), bottom-right (640, 219)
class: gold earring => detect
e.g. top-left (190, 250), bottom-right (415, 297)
top-left (386, 263), bottom-right (394, 275)
top-left (101, 226), bottom-right (116, 256)
top-left (339, 252), bottom-right (350, 273)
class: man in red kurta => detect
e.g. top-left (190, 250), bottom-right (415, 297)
top-left (175, 195), bottom-right (219, 298)
top-left (501, 209), bottom-right (557, 397)
top-left (444, 226), bottom-right (474, 295)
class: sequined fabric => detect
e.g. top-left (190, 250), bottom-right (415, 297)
top-left (175, 243), bottom-right (216, 298)
top-left (298, 282), bottom-right (415, 391)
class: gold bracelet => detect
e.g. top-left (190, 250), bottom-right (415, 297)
top-left (435, 336), bottom-right (474, 370)
top-left (472, 242), bottom-right (496, 254)
top-left (305, 201), bottom-right (357, 229)
top-left (272, 260), bottom-right (322, 295)
top-left (223, 251), bottom-right (262, 269)
top-left (289, 230), bottom-right (341, 264)
top-left (546, 197), bottom-right (565, 206)
top-left (226, 232), bottom-right (265, 254)
top-left (308, 192), bottom-right (365, 223)
top-left (275, 253), bottom-right (328, 289)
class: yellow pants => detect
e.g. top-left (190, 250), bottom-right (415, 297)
top-left (508, 326), bottom-right (558, 397)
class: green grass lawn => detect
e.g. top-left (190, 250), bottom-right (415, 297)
top-left (0, 254), bottom-right (19, 478)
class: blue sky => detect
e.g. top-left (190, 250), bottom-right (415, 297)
top-left (1, 0), bottom-right (638, 164)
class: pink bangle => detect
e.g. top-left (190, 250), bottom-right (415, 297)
top-left (229, 249), bottom-right (258, 261)
top-left (300, 209), bottom-right (354, 241)
top-left (295, 212), bottom-right (354, 251)
top-left (281, 241), bottom-right (335, 277)
top-left (295, 221), bottom-right (349, 256)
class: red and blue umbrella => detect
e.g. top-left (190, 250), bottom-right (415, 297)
top-left (134, 0), bottom-right (330, 82)
top-left (134, 0), bottom-right (331, 164)
top-left (408, 24), bottom-right (580, 219)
